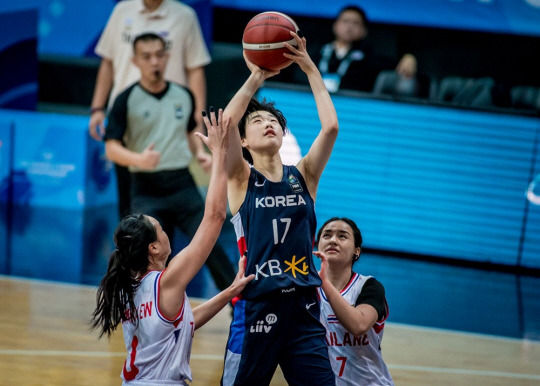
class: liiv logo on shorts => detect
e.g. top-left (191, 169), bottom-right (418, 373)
top-left (250, 313), bottom-right (278, 333)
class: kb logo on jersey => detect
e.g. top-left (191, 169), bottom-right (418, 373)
top-left (250, 313), bottom-right (278, 333)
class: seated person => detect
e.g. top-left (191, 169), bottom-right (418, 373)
top-left (279, 5), bottom-right (420, 95)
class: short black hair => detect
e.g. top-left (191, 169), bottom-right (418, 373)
top-left (337, 5), bottom-right (369, 27)
top-left (238, 98), bottom-right (288, 164)
top-left (132, 32), bottom-right (167, 52)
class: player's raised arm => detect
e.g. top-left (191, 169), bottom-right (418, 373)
top-left (158, 108), bottom-right (229, 318)
top-left (222, 54), bottom-right (279, 214)
top-left (283, 31), bottom-right (339, 201)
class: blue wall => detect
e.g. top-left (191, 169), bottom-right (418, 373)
top-left (0, 0), bottom-right (213, 57)
top-left (0, 109), bottom-right (117, 283)
top-left (213, 0), bottom-right (540, 37)
top-left (258, 87), bottom-right (540, 269)
top-left (1, 87), bottom-right (538, 286)
top-left (0, 9), bottom-right (38, 110)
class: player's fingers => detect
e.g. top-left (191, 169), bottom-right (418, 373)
top-left (193, 132), bottom-right (207, 143)
top-left (217, 108), bottom-right (224, 126)
top-left (289, 30), bottom-right (305, 48)
top-left (209, 106), bottom-right (218, 127)
top-left (201, 110), bottom-right (213, 130)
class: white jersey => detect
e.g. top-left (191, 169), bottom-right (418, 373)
top-left (121, 270), bottom-right (194, 385)
top-left (318, 273), bottom-right (394, 386)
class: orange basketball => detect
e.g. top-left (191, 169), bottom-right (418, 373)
top-left (242, 11), bottom-right (299, 71)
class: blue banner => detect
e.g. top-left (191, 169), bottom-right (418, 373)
top-left (1, 0), bottom-right (212, 57)
top-left (215, 0), bottom-right (540, 37)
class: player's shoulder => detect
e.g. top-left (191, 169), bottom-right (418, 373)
top-left (358, 275), bottom-right (385, 294)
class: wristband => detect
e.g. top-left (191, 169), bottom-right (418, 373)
top-left (90, 107), bottom-right (105, 114)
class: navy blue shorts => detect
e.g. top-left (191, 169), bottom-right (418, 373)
top-left (221, 286), bottom-right (335, 386)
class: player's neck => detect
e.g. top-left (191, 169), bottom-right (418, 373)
top-left (252, 154), bottom-right (283, 182)
top-left (327, 267), bottom-right (353, 292)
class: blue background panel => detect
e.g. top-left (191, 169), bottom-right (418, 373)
top-left (0, 110), bottom-right (116, 209)
top-left (521, 138), bottom-right (540, 268)
top-left (213, 0), bottom-right (540, 37)
top-left (0, 9), bottom-right (38, 110)
top-left (258, 87), bottom-right (540, 268)
top-left (0, 109), bottom-right (117, 283)
top-left (0, 121), bottom-right (13, 274)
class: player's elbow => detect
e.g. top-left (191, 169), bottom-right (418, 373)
top-left (348, 321), bottom-right (372, 337)
top-left (206, 207), bottom-right (227, 224)
top-left (104, 141), bottom-right (118, 163)
top-left (324, 120), bottom-right (339, 137)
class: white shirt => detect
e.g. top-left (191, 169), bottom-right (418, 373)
top-left (96, 0), bottom-right (211, 107)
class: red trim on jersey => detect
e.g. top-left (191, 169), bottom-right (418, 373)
top-left (237, 236), bottom-right (247, 257)
top-left (231, 235), bottom-right (247, 307)
top-left (155, 269), bottom-right (185, 323)
top-left (138, 270), bottom-right (158, 281)
top-left (341, 272), bottom-right (358, 294)
top-left (373, 299), bottom-right (389, 334)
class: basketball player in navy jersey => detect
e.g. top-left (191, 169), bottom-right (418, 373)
top-left (314, 218), bottom-right (394, 385)
top-left (211, 30), bottom-right (338, 385)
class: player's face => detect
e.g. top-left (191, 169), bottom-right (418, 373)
top-left (333, 10), bottom-right (367, 44)
top-left (318, 220), bottom-right (360, 267)
top-left (132, 40), bottom-right (169, 83)
top-left (242, 110), bottom-right (283, 153)
top-left (146, 215), bottom-right (171, 261)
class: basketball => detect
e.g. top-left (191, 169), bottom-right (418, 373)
top-left (242, 11), bottom-right (299, 71)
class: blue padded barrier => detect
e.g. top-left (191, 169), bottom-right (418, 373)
top-left (258, 87), bottom-right (540, 268)
top-left (0, 109), bottom-right (117, 283)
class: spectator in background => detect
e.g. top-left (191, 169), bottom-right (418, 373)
top-left (104, 32), bottom-right (236, 293)
top-left (88, 0), bottom-right (212, 218)
top-left (286, 5), bottom-right (426, 96)
top-left (314, 217), bottom-right (394, 385)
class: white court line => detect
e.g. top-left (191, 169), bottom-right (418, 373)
top-left (387, 364), bottom-right (540, 381)
top-left (0, 349), bottom-right (539, 380)
top-left (0, 350), bottom-right (222, 360)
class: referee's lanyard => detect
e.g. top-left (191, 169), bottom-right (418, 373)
top-left (319, 43), bottom-right (364, 93)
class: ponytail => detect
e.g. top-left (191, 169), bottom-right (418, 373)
top-left (91, 213), bottom-right (156, 338)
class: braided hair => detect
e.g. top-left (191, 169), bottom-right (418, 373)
top-left (91, 213), bottom-right (156, 338)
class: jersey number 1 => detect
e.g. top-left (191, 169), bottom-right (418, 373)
top-left (123, 335), bottom-right (140, 380)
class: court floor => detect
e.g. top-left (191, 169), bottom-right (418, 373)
top-left (1, 257), bottom-right (540, 386)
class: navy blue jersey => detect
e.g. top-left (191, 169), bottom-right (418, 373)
top-left (231, 165), bottom-right (321, 299)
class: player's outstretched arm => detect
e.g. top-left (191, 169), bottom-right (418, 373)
top-left (193, 255), bottom-right (255, 329)
top-left (222, 55), bottom-right (279, 213)
top-left (283, 32), bottom-right (339, 201)
top-left (158, 108), bottom-right (229, 319)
